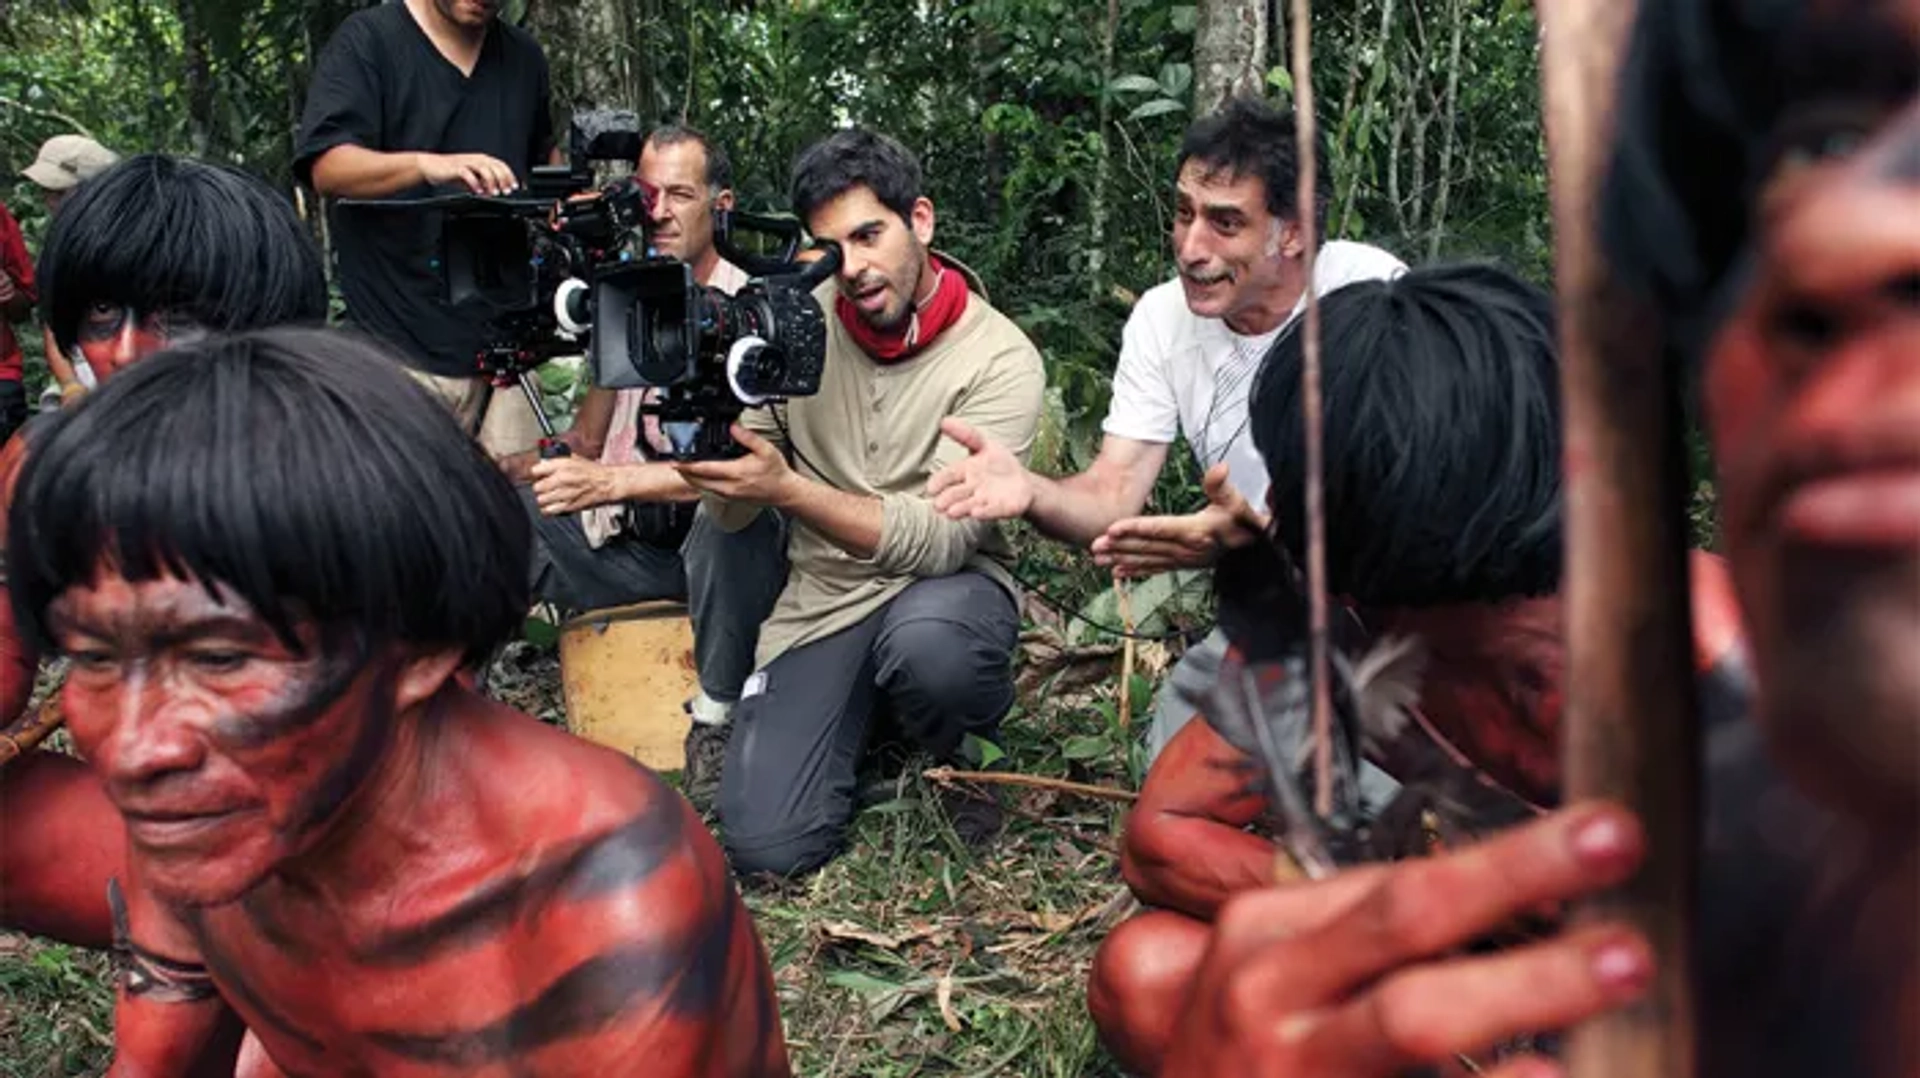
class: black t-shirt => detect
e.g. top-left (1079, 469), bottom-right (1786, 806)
top-left (295, 4), bottom-right (554, 377)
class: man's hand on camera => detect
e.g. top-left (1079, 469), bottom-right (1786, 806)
top-left (418, 152), bottom-right (520, 196)
top-left (1093, 463), bottom-right (1266, 578)
top-left (673, 424), bottom-right (800, 507)
top-left (1162, 803), bottom-right (1653, 1078)
top-left (0, 271), bottom-right (17, 305)
top-left (532, 457), bottom-right (619, 515)
top-left (928, 417), bottom-right (1034, 521)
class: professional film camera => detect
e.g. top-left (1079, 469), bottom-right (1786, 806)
top-left (374, 109), bottom-right (840, 461)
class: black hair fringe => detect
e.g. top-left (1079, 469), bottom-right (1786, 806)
top-left (36, 154), bottom-right (328, 355)
top-left (8, 329), bottom-right (529, 666)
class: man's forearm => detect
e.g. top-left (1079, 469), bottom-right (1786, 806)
top-left (309, 145), bottom-right (431, 199)
top-left (569, 388), bottom-right (616, 459)
top-left (1026, 470), bottom-right (1145, 547)
top-left (612, 463), bottom-right (701, 505)
top-left (777, 476), bottom-right (882, 558)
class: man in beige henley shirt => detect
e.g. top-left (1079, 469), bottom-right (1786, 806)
top-left (677, 129), bottom-right (1045, 878)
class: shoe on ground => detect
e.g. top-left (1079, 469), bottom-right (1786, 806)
top-left (681, 702), bottom-right (732, 813)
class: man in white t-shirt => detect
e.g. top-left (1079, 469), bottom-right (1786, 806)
top-left (928, 95), bottom-right (1405, 759)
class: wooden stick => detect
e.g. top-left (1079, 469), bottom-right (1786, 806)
top-left (1536, 3), bottom-right (1700, 1076)
top-left (921, 767), bottom-right (1138, 804)
top-left (1287, 0), bottom-right (1334, 820)
top-left (0, 699), bottom-right (65, 769)
top-left (1115, 579), bottom-right (1136, 732)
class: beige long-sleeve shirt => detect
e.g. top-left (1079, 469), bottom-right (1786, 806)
top-left (708, 267), bottom-right (1045, 668)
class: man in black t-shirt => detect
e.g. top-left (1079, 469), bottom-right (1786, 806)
top-left (295, 0), bottom-right (557, 458)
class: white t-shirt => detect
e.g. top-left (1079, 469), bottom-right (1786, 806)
top-left (1102, 240), bottom-right (1407, 509)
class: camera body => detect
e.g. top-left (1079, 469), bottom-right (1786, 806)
top-left (422, 108), bottom-right (839, 460)
top-left (588, 247), bottom-right (832, 460)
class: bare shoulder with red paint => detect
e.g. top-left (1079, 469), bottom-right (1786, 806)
top-left (199, 696), bottom-right (790, 1078)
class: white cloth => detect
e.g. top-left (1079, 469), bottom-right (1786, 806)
top-left (582, 257), bottom-right (750, 548)
top-left (1101, 240), bottom-right (1407, 509)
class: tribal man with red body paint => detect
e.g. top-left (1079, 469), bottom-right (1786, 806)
top-left (1144, 2), bottom-right (1920, 1075)
top-left (6, 329), bottom-right (790, 1077)
top-left (0, 155), bottom-right (330, 954)
top-left (1086, 264), bottom-right (1748, 1075)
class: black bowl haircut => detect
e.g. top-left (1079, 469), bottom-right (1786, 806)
top-left (1248, 263), bottom-right (1564, 609)
top-left (37, 154), bottom-right (329, 355)
top-left (7, 328), bottom-right (530, 667)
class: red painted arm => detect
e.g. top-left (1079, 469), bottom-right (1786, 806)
top-left (1120, 718), bottom-right (1282, 920)
top-left (0, 433), bottom-right (41, 725)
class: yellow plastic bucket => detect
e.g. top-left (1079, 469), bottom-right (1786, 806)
top-left (558, 600), bottom-right (697, 772)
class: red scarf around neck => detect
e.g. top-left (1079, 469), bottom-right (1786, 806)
top-left (835, 255), bottom-right (970, 363)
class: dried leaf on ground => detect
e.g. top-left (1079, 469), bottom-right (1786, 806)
top-left (816, 920), bottom-right (947, 952)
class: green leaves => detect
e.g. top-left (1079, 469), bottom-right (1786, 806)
top-left (1109, 62), bottom-right (1189, 121)
top-left (1060, 734), bottom-right (1111, 762)
top-left (1128, 97), bottom-right (1186, 121)
top-left (1107, 74), bottom-right (1162, 94)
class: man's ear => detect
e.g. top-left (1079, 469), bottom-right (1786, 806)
top-left (394, 648), bottom-right (467, 713)
top-left (714, 188), bottom-right (736, 213)
top-left (1275, 219), bottom-right (1305, 260)
top-left (910, 197), bottom-right (936, 247)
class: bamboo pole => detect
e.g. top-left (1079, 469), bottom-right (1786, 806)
top-left (1116, 579), bottom-right (1136, 732)
top-left (1536, 3), bottom-right (1700, 1076)
top-left (1287, 0), bottom-right (1334, 820)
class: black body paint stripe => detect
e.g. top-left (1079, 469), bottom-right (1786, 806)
top-left (366, 939), bottom-right (692, 1064)
top-left (188, 912), bottom-right (327, 1055)
top-left (209, 637), bottom-right (370, 750)
top-left (368, 829), bottom-right (741, 1065)
top-left (360, 775), bottom-right (688, 967)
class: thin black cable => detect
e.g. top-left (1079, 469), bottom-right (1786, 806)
top-left (762, 402), bottom-right (1211, 644)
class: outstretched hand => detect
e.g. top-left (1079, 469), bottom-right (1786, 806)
top-left (1092, 463), bottom-right (1267, 578)
top-left (928, 417), bottom-right (1036, 521)
top-left (1161, 803), bottom-right (1653, 1078)
top-left (674, 424), bottom-right (799, 507)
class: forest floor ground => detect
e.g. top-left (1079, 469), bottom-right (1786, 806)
top-left (1, 615), bottom-right (1164, 1077)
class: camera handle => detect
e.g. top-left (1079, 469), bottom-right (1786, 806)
top-left (712, 211), bottom-right (844, 285)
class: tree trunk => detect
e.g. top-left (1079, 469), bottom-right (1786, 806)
top-left (529, 0), bottom-right (639, 116)
top-left (1334, 0), bottom-right (1397, 236)
top-left (1426, 0), bottom-right (1466, 260)
top-left (1193, 0), bottom-right (1269, 113)
top-left (1088, 0), bottom-right (1119, 299)
top-left (173, 0), bottom-right (216, 157)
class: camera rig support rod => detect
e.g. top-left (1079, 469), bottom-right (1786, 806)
top-left (513, 370), bottom-right (572, 460)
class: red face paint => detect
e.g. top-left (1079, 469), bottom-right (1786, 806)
top-left (52, 572), bottom-right (396, 907)
top-left (73, 304), bottom-right (205, 382)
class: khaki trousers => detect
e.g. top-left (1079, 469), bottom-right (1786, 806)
top-left (407, 370), bottom-right (546, 459)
